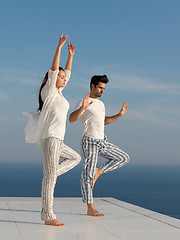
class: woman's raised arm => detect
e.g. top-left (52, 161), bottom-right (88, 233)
top-left (51, 33), bottom-right (68, 71)
top-left (65, 41), bottom-right (75, 72)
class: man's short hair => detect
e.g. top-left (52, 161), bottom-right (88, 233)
top-left (90, 75), bottom-right (109, 89)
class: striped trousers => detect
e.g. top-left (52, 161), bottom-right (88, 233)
top-left (40, 137), bottom-right (81, 221)
top-left (81, 135), bottom-right (130, 203)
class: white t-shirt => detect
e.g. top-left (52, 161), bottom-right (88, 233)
top-left (23, 69), bottom-right (70, 144)
top-left (75, 97), bottom-right (105, 139)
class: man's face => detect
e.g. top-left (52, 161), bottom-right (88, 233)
top-left (91, 82), bottom-right (106, 98)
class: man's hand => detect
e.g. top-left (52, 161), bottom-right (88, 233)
top-left (119, 102), bottom-right (128, 117)
top-left (69, 93), bottom-right (93, 123)
top-left (105, 102), bottom-right (128, 125)
top-left (82, 93), bottom-right (93, 110)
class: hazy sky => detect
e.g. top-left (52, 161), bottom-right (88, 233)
top-left (0, 0), bottom-right (180, 165)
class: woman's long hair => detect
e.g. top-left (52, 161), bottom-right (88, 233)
top-left (38, 67), bottom-right (64, 112)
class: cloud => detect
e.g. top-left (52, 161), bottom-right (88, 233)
top-left (110, 74), bottom-right (180, 95)
top-left (0, 115), bottom-right (25, 123)
top-left (105, 104), bottom-right (180, 130)
top-left (0, 93), bottom-right (9, 102)
top-left (1, 66), bottom-right (180, 98)
top-left (0, 68), bottom-right (41, 87)
top-left (65, 65), bottom-right (180, 95)
top-left (129, 108), bottom-right (180, 129)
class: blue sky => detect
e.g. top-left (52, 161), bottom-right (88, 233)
top-left (0, 0), bottom-right (180, 164)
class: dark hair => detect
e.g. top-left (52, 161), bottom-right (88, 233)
top-left (90, 75), bottom-right (109, 89)
top-left (38, 67), bottom-right (64, 111)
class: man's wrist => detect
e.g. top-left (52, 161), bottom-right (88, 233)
top-left (118, 112), bottom-right (122, 117)
top-left (80, 105), bottom-right (85, 111)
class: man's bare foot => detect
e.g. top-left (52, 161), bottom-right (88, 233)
top-left (45, 219), bottom-right (65, 226)
top-left (91, 168), bottom-right (104, 189)
top-left (87, 203), bottom-right (105, 217)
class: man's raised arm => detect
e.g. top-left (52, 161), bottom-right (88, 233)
top-left (69, 93), bottom-right (93, 123)
top-left (104, 102), bottom-right (128, 125)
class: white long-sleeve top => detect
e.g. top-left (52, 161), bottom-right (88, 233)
top-left (23, 69), bottom-right (71, 145)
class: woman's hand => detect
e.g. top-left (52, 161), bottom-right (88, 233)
top-left (58, 33), bottom-right (68, 48)
top-left (68, 41), bottom-right (75, 56)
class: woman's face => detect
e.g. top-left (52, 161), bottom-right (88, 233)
top-left (56, 70), bottom-right (66, 88)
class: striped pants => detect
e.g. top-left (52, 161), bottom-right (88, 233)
top-left (81, 136), bottom-right (130, 203)
top-left (41, 137), bottom-right (81, 221)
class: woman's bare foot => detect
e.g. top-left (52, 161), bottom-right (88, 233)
top-left (87, 203), bottom-right (105, 217)
top-left (45, 219), bottom-right (65, 226)
top-left (91, 168), bottom-right (104, 189)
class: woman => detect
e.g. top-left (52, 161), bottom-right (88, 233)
top-left (23, 33), bottom-right (81, 226)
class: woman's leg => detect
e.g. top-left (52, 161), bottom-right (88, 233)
top-left (56, 143), bottom-right (81, 177)
top-left (41, 137), bottom-right (63, 224)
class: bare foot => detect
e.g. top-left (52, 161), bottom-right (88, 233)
top-left (91, 168), bottom-right (104, 189)
top-left (87, 203), bottom-right (105, 217)
top-left (45, 219), bottom-right (65, 226)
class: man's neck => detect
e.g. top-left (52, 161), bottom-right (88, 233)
top-left (89, 93), bottom-right (98, 99)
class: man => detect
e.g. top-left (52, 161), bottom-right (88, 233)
top-left (69, 75), bottom-right (130, 217)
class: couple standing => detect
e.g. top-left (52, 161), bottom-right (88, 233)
top-left (24, 33), bottom-right (130, 226)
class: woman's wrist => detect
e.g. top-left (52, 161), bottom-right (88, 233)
top-left (57, 44), bottom-right (62, 50)
top-left (68, 53), bottom-right (74, 58)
